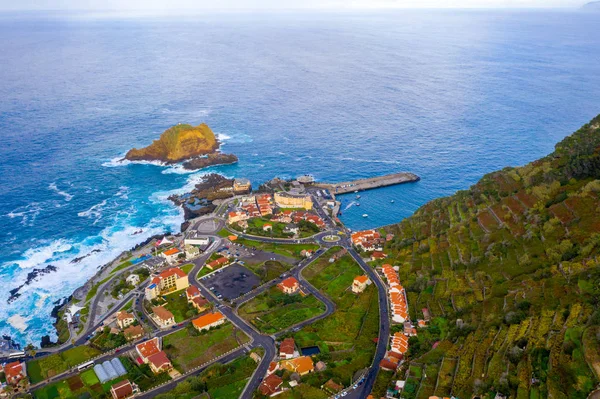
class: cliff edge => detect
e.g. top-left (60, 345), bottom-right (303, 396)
top-left (125, 123), bottom-right (219, 163)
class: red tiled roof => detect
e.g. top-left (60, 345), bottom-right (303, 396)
top-left (110, 380), bottom-right (133, 399)
top-left (147, 351), bottom-right (171, 370)
top-left (136, 338), bottom-right (160, 359)
top-left (278, 277), bottom-right (299, 290)
top-left (259, 374), bottom-right (283, 396)
top-left (158, 267), bottom-right (186, 278)
top-left (152, 306), bottom-right (174, 322)
top-left (186, 285), bottom-right (201, 298)
top-left (280, 337), bottom-right (295, 355)
top-left (4, 361), bottom-right (23, 381)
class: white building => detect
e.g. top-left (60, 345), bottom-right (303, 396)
top-left (184, 232), bottom-right (210, 246)
top-left (126, 274), bottom-right (140, 286)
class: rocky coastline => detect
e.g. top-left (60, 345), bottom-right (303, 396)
top-left (182, 152), bottom-right (238, 170)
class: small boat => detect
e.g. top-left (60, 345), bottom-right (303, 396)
top-left (355, 202), bottom-right (360, 206)
top-left (356, 195), bottom-right (361, 199)
top-left (363, 214), bottom-right (368, 218)
top-left (391, 200), bottom-right (395, 203)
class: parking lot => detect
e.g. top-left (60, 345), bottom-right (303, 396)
top-left (203, 263), bottom-right (261, 300)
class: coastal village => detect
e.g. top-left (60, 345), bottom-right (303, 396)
top-left (0, 170), bottom-right (427, 399)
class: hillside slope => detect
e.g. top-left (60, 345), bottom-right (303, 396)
top-left (379, 115), bottom-right (600, 398)
top-left (125, 123), bottom-right (219, 163)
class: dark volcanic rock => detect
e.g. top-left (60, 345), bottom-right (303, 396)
top-left (168, 173), bottom-right (234, 223)
top-left (8, 265), bottom-right (58, 304)
top-left (182, 153), bottom-right (238, 170)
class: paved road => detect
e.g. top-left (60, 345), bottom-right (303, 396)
top-left (187, 254), bottom-right (276, 399)
top-left (344, 248), bottom-right (390, 399)
top-left (27, 197), bottom-right (393, 399)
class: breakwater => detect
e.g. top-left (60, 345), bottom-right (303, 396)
top-left (315, 172), bottom-right (420, 195)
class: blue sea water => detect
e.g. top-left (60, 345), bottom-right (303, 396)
top-left (0, 10), bottom-right (599, 345)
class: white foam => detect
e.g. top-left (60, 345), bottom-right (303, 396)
top-left (114, 186), bottom-right (130, 199)
top-left (217, 133), bottom-right (231, 141)
top-left (161, 164), bottom-right (194, 175)
top-left (5, 203), bottom-right (43, 226)
top-left (77, 199), bottom-right (108, 224)
top-left (48, 182), bottom-right (74, 201)
top-left (7, 315), bottom-right (28, 333)
top-left (13, 239), bottom-right (73, 269)
top-left (102, 156), bottom-right (130, 167)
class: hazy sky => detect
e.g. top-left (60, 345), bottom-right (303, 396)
top-left (0, 0), bottom-right (586, 11)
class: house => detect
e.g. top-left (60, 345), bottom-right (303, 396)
top-left (190, 296), bottom-right (209, 312)
top-left (380, 357), bottom-right (399, 371)
top-left (125, 274), bottom-right (140, 286)
top-left (322, 379), bottom-right (343, 394)
top-left (250, 352), bottom-right (262, 363)
top-left (283, 223), bottom-right (298, 234)
top-left (315, 361), bottom-right (327, 372)
top-left (262, 223), bottom-right (272, 231)
top-left (116, 311), bottom-right (135, 329)
top-left (145, 267), bottom-right (189, 300)
top-left (233, 178), bottom-right (252, 194)
top-left (136, 337), bottom-right (161, 361)
top-left (371, 251), bottom-right (387, 261)
top-left (351, 230), bottom-right (384, 251)
top-left (300, 249), bottom-right (313, 258)
top-left (418, 319), bottom-right (427, 328)
top-left (280, 356), bottom-right (314, 376)
top-left (152, 306), bottom-right (175, 327)
top-left (279, 337), bottom-right (296, 359)
top-left (186, 285), bottom-right (201, 300)
top-left (161, 247), bottom-right (182, 264)
top-left (277, 277), bottom-right (300, 294)
top-left (4, 361), bottom-right (26, 385)
top-left (422, 308), bottom-right (431, 321)
top-left (390, 332), bottom-right (409, 356)
top-left (352, 275), bottom-right (370, 293)
top-left (147, 351), bottom-right (173, 374)
top-left (184, 245), bottom-right (200, 258)
top-left (110, 380), bottom-right (138, 399)
top-left (266, 361), bottom-right (279, 375)
top-left (206, 256), bottom-right (229, 271)
top-left (228, 210), bottom-right (249, 224)
top-left (123, 325), bottom-right (144, 341)
top-left (135, 338), bottom-right (172, 374)
top-left (192, 312), bottom-right (226, 332)
top-left (258, 373), bottom-right (283, 396)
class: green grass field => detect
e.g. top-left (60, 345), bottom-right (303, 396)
top-left (243, 260), bottom-right (293, 283)
top-left (162, 290), bottom-right (195, 322)
top-left (239, 287), bottom-right (326, 333)
top-left (180, 263), bottom-right (194, 274)
top-left (154, 354), bottom-right (258, 399)
top-left (33, 369), bottom-right (126, 399)
top-left (285, 251), bottom-right (379, 388)
top-left (163, 323), bottom-right (248, 372)
top-left (232, 237), bottom-right (319, 259)
top-left (28, 345), bottom-right (102, 383)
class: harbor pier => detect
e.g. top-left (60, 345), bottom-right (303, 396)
top-left (314, 172), bottom-right (420, 195)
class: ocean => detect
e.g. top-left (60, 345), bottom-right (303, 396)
top-left (1, 9), bottom-right (599, 346)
